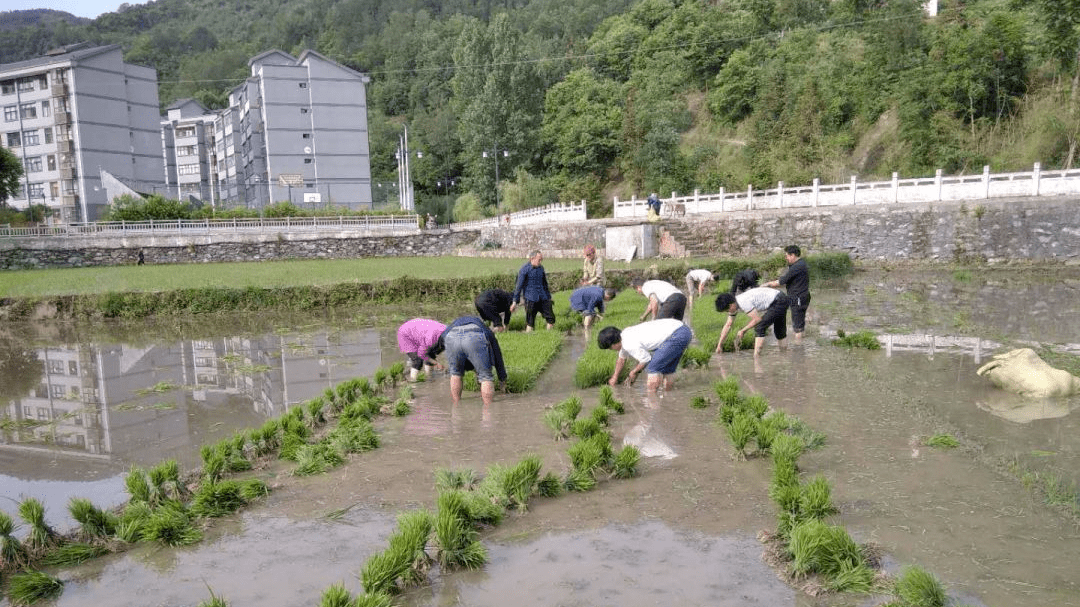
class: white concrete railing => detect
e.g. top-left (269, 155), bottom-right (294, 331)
top-left (0, 215), bottom-right (422, 238)
top-left (613, 163), bottom-right (1080, 219)
top-left (450, 200), bottom-right (587, 230)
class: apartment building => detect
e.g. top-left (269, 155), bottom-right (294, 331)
top-left (160, 98), bottom-right (219, 206)
top-left (216, 49), bottom-right (374, 211)
top-left (0, 43), bottom-right (164, 222)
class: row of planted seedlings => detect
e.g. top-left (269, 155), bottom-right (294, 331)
top-left (313, 384), bottom-right (642, 607)
top-left (704, 375), bottom-right (962, 607)
top-left (0, 361), bottom-right (416, 606)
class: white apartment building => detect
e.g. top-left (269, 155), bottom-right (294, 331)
top-left (161, 98), bottom-right (219, 207)
top-left (216, 49), bottom-right (374, 211)
top-left (0, 43), bottom-right (164, 222)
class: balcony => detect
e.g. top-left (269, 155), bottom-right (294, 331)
top-left (60, 167), bottom-right (77, 180)
top-left (54, 111), bottom-right (72, 125)
top-left (57, 140), bottom-right (74, 153)
top-left (52, 83), bottom-right (69, 97)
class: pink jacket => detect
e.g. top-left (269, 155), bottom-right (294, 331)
top-left (397, 319), bottom-right (447, 362)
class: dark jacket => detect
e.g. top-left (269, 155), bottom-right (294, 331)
top-left (430, 316), bottom-right (508, 382)
top-left (513, 262), bottom-right (552, 303)
top-left (779, 258), bottom-right (810, 299)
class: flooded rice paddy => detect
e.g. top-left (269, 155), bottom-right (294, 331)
top-left (1, 268), bottom-right (1079, 607)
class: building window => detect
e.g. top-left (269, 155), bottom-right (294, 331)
top-left (304, 158), bottom-right (313, 164)
top-left (43, 127), bottom-right (52, 144)
top-left (6, 131), bottom-right (19, 147)
top-left (28, 183), bottom-right (44, 197)
top-left (39, 405), bottom-right (52, 418)
top-left (177, 145), bottom-right (197, 156)
top-left (68, 360), bottom-right (78, 375)
top-left (55, 69), bottom-right (67, 84)
top-left (300, 108), bottom-right (309, 114)
top-left (38, 74), bottom-right (48, 89)
top-left (176, 127), bottom-right (196, 138)
top-left (178, 164), bottom-right (200, 175)
top-left (302, 133), bottom-right (311, 139)
top-left (47, 155), bottom-right (56, 171)
top-left (41, 100), bottom-right (50, 117)
top-left (24, 156), bottom-right (42, 173)
top-left (23, 130), bottom-right (39, 146)
top-left (55, 125), bottom-right (70, 140)
top-left (20, 103), bottom-right (37, 119)
top-left (17, 78), bottom-right (34, 92)
top-left (50, 182), bottom-right (59, 197)
top-left (0, 81), bottom-right (13, 95)
top-left (3, 106), bottom-right (15, 122)
top-left (299, 82), bottom-right (308, 88)
top-left (56, 98), bottom-right (67, 112)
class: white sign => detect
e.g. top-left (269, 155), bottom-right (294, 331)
top-left (278, 173), bottom-right (304, 187)
top-left (303, 193), bottom-right (322, 204)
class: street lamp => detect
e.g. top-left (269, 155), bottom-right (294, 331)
top-left (482, 146), bottom-right (510, 213)
top-left (437, 178), bottom-right (455, 223)
top-left (396, 125), bottom-right (423, 211)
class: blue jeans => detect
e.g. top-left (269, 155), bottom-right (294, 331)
top-left (445, 324), bottom-right (496, 382)
top-left (647, 324), bottom-right (692, 374)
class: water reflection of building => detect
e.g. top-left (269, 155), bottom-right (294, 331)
top-left (0, 328), bottom-right (385, 471)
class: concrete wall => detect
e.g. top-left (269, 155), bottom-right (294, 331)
top-left (3, 195), bottom-right (1078, 269)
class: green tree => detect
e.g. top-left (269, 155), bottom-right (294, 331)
top-left (0, 147), bottom-right (23, 204)
top-left (103, 194), bottom-right (193, 221)
top-left (541, 68), bottom-right (623, 178)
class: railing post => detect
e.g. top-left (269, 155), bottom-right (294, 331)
top-left (850, 175), bottom-right (857, 205)
top-left (935, 168), bottom-right (943, 201)
top-left (891, 172), bottom-right (899, 203)
top-left (719, 187), bottom-right (725, 212)
top-left (983, 165), bottom-right (991, 199)
top-left (812, 178), bottom-right (819, 207)
top-left (747, 184), bottom-right (753, 210)
top-left (693, 189), bottom-right (700, 214)
top-left (778, 181), bottom-right (784, 208)
top-left (1033, 162), bottom-right (1041, 196)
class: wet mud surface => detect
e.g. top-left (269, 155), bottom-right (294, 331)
top-left (3, 268), bottom-right (1080, 607)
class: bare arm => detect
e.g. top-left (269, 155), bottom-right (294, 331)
top-left (716, 314), bottom-right (735, 353)
top-left (641, 295), bottom-right (659, 321)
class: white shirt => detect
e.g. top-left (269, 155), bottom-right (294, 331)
top-left (686, 269), bottom-right (713, 282)
top-left (618, 318), bottom-right (687, 363)
top-left (735, 287), bottom-right (781, 313)
top-left (641, 280), bottom-right (681, 303)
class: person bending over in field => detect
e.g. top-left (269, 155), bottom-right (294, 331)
top-left (715, 286), bottom-right (789, 357)
top-left (474, 288), bottom-right (514, 332)
top-left (597, 319), bottom-right (692, 393)
top-left (428, 316), bottom-right (508, 405)
top-left (570, 286), bottom-right (618, 332)
top-left (685, 269), bottom-right (718, 307)
top-left (632, 278), bottom-right (687, 321)
top-left (397, 318), bottom-right (446, 381)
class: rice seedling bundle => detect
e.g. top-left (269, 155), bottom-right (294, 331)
top-left (278, 431), bottom-right (308, 462)
top-left (893, 565), bottom-right (948, 607)
top-left (612, 445), bottom-right (641, 479)
top-left (148, 459), bottom-right (186, 503)
top-left (571, 417), bottom-right (602, 439)
top-left (306, 397), bottom-right (328, 426)
top-left (460, 489), bottom-right (505, 526)
top-left (356, 377), bottom-right (375, 397)
top-left (389, 362), bottom-right (406, 384)
top-left (554, 316), bottom-right (578, 333)
top-left (714, 378), bottom-right (741, 407)
top-left (319, 584), bottom-right (355, 607)
top-left (434, 469), bottom-right (477, 492)
top-left (493, 331), bottom-right (563, 393)
top-left (924, 434), bottom-right (960, 449)
top-left (572, 348), bottom-right (621, 389)
top-left (543, 407), bottom-right (573, 438)
top-left (597, 385), bottom-right (624, 414)
top-left (798, 476), bottom-right (837, 521)
top-left (67, 497), bottom-right (117, 540)
top-left (690, 395), bottom-right (711, 409)
top-left (562, 468), bottom-right (597, 492)
top-left (354, 592), bottom-right (394, 607)
top-left (717, 403), bottom-right (737, 426)
top-left (568, 436), bottom-right (606, 475)
top-left (197, 592), bottom-right (229, 607)
top-left (6, 570), bottom-right (63, 605)
top-left (473, 466), bottom-right (513, 513)
top-left (743, 394), bottom-right (769, 419)
top-left (18, 497), bottom-right (59, 552)
top-left (727, 413), bottom-right (756, 455)
top-left (329, 418), bottom-right (379, 454)
top-left (115, 502), bottom-right (152, 543)
top-left (537, 472), bottom-right (563, 497)
top-left (398, 385), bottom-right (414, 401)
top-left (770, 433), bottom-right (804, 469)
top-left (202, 451), bottom-right (227, 483)
top-left (0, 511), bottom-right (29, 571)
top-left (498, 456), bottom-right (543, 508)
top-left (825, 559), bottom-right (876, 593)
top-left (434, 508), bottom-right (487, 570)
top-left (679, 346), bottom-right (712, 369)
top-left (360, 550), bottom-right (412, 596)
top-left (556, 396), bottom-right (583, 420)
top-left (755, 418), bottom-right (780, 452)
top-left (190, 480), bottom-right (249, 518)
top-left (392, 398), bottom-right (411, 416)
top-left (141, 504), bottom-right (202, 546)
top-left (788, 519), bottom-right (865, 580)
top-left (831, 330), bottom-right (881, 350)
top-left (373, 368), bottom-right (389, 388)
top-left (39, 541), bottom-right (109, 567)
top-left (124, 465), bottom-right (152, 504)
top-left (589, 406), bottom-right (610, 427)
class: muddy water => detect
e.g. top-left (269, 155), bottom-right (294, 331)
top-left (2, 269), bottom-right (1080, 607)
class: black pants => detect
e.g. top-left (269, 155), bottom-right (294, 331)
top-left (475, 299), bottom-right (511, 328)
top-left (755, 292), bottom-right (790, 340)
top-left (788, 292), bottom-right (810, 332)
top-left (657, 293), bottom-right (687, 321)
top-left (525, 299), bottom-right (555, 328)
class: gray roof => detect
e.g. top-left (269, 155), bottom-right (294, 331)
top-left (0, 43), bottom-right (123, 73)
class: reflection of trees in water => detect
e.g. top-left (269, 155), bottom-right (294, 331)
top-left (0, 335), bottom-right (44, 404)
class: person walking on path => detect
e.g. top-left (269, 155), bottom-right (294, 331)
top-left (511, 250), bottom-right (555, 332)
top-left (570, 286), bottom-right (618, 332)
top-left (428, 316), bottom-right (508, 406)
top-left (633, 278), bottom-right (688, 322)
top-left (598, 319), bottom-right (693, 393)
top-left (581, 244), bottom-right (604, 286)
top-left (397, 318), bottom-right (447, 381)
top-left (765, 245), bottom-right (810, 341)
top-left (685, 269), bottom-right (718, 307)
top-left (474, 289), bottom-right (515, 332)
top-left (715, 286), bottom-right (790, 357)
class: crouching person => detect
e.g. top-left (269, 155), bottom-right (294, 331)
top-left (429, 316), bottom-right (508, 405)
top-left (397, 318), bottom-right (447, 381)
top-left (570, 285), bottom-right (618, 332)
top-left (597, 319), bottom-right (692, 393)
top-left (715, 286), bottom-right (789, 357)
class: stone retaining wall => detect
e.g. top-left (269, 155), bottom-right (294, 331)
top-left (1, 195), bottom-right (1077, 269)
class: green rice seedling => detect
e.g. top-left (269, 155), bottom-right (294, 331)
top-left (754, 418), bottom-right (780, 453)
top-left (537, 472), bottom-right (563, 497)
top-left (543, 407), bottom-right (573, 439)
top-left (571, 417), bottom-right (602, 439)
top-left (554, 315), bottom-right (578, 333)
top-left (360, 510), bottom-right (433, 592)
top-left (473, 466), bottom-right (513, 513)
top-left (360, 550), bottom-right (408, 596)
top-left (373, 368), bottom-right (390, 389)
top-left (590, 406), bottom-right (610, 427)
top-left (435, 468), bottom-right (478, 492)
top-left (742, 394), bottom-right (769, 419)
top-left (500, 456), bottom-right (542, 508)
top-left (330, 419), bottom-right (380, 454)
top-left (391, 398), bottom-right (411, 416)
top-left (770, 433), bottom-right (804, 469)
top-left (190, 480), bottom-right (248, 518)
top-left (294, 444), bottom-right (336, 476)
top-left (125, 465), bottom-right (152, 504)
top-left (7, 570), bottom-right (64, 605)
top-left (434, 509), bottom-right (487, 570)
top-left (726, 413), bottom-right (756, 457)
top-left (18, 497), bottom-right (59, 553)
top-left (679, 345), bottom-right (712, 369)
top-left (690, 395), bottom-right (711, 409)
top-left (436, 490), bottom-right (469, 522)
top-left (893, 565), bottom-right (948, 607)
top-left (924, 433), bottom-right (960, 449)
top-left (354, 592), bottom-right (393, 607)
top-left (763, 410), bottom-right (790, 430)
top-left (563, 468), bottom-right (597, 492)
top-left (788, 417), bottom-right (826, 450)
top-left (826, 560), bottom-right (875, 593)
top-left (240, 479), bottom-right (269, 502)
top-left (568, 438), bottom-right (605, 475)
top-left (799, 476), bottom-right (837, 521)
top-left (788, 519), bottom-right (865, 580)
top-left (148, 459), bottom-right (186, 502)
top-left (334, 378), bottom-right (361, 408)
top-left (197, 592), bottom-right (229, 607)
top-left (597, 385), bottom-right (624, 414)
top-left (769, 475), bottom-right (801, 514)
top-left (39, 541), bottom-right (109, 567)
top-left (202, 451), bottom-right (227, 484)
top-left (398, 385), bottom-right (413, 401)
top-left (714, 377), bottom-right (741, 407)
top-left (115, 502), bottom-right (151, 543)
top-left (832, 330), bottom-right (881, 350)
top-left (307, 397), bottom-right (328, 426)
top-left (320, 583), bottom-right (354, 607)
top-left (457, 490), bottom-right (504, 526)
top-left (612, 445), bottom-right (641, 479)
top-left (717, 403), bottom-right (736, 426)
top-left (355, 376), bottom-right (376, 397)
top-left (573, 347), bottom-right (621, 389)
top-left (390, 510), bottom-right (434, 576)
top-left (389, 361), bottom-right (406, 385)
top-left (141, 503), bottom-right (202, 546)
top-left (68, 497), bottom-right (117, 540)
top-left (556, 396), bottom-right (583, 420)
top-left (0, 510), bottom-right (29, 571)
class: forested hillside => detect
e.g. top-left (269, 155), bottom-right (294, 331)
top-left (1, 0), bottom-right (1077, 221)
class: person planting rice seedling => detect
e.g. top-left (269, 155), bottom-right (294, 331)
top-left (396, 318), bottom-right (447, 381)
top-left (597, 319), bottom-right (692, 393)
top-left (715, 286), bottom-right (790, 357)
top-left (632, 278), bottom-right (687, 321)
top-left (474, 289), bottom-right (515, 332)
top-left (569, 286), bottom-right (618, 332)
top-left (685, 268), bottom-right (718, 307)
top-left (428, 316), bottom-right (508, 405)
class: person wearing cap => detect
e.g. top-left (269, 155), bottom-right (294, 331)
top-left (685, 269), bottom-right (718, 306)
top-left (581, 244), bottom-right (604, 286)
top-left (397, 318), bottom-right (447, 381)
